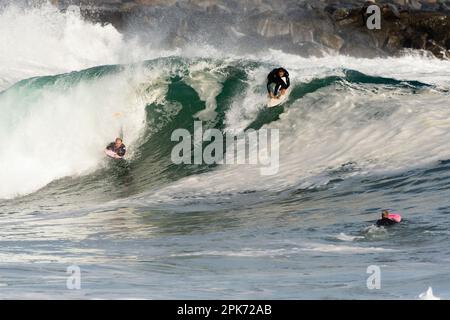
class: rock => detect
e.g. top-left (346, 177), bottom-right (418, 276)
top-left (410, 0), bottom-right (423, 10)
top-left (332, 7), bottom-right (352, 21)
top-left (411, 14), bottom-right (450, 43)
top-left (393, 0), bottom-right (407, 5)
top-left (446, 37), bottom-right (450, 50)
top-left (410, 32), bottom-right (429, 49)
top-left (135, 0), bottom-right (176, 6)
top-left (290, 22), bottom-right (314, 43)
top-left (383, 3), bottom-right (401, 19)
top-left (426, 39), bottom-right (450, 58)
top-left (336, 15), bottom-right (361, 26)
top-left (251, 13), bottom-right (291, 38)
top-left (319, 32), bottom-right (345, 50)
top-left (383, 32), bottom-right (405, 52)
top-left (46, 0), bottom-right (450, 60)
top-left (419, 0), bottom-right (442, 11)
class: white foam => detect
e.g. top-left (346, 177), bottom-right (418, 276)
top-left (0, 2), bottom-right (175, 91)
top-left (419, 287), bottom-right (441, 300)
top-left (0, 65), bottom-right (167, 199)
top-left (170, 243), bottom-right (394, 258)
top-left (224, 66), bottom-right (271, 133)
top-left (184, 60), bottom-right (225, 123)
top-left (140, 81), bottom-right (450, 203)
top-left (302, 243), bottom-right (394, 254)
top-left (336, 233), bottom-right (364, 242)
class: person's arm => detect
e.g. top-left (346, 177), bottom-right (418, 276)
top-left (284, 74), bottom-right (290, 89)
top-left (274, 83), bottom-right (282, 97)
top-left (117, 146), bottom-right (126, 157)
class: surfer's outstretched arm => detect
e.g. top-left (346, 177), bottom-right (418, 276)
top-left (284, 74), bottom-right (290, 88)
top-left (274, 83), bottom-right (282, 96)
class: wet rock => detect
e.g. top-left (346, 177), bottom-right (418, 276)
top-left (383, 32), bottom-right (405, 52)
top-left (340, 30), bottom-right (385, 58)
top-left (290, 22), bottom-right (315, 43)
top-left (319, 32), bottom-right (345, 50)
top-left (332, 7), bottom-right (352, 21)
top-left (383, 3), bottom-right (401, 19)
top-left (410, 32), bottom-right (429, 49)
top-left (410, 0), bottom-right (423, 10)
top-left (255, 15), bottom-right (291, 38)
top-left (426, 39), bottom-right (450, 58)
top-left (48, 0), bottom-right (450, 59)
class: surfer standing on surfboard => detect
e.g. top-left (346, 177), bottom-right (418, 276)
top-left (267, 67), bottom-right (290, 99)
top-left (106, 138), bottom-right (127, 158)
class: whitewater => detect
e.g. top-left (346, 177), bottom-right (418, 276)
top-left (1, 2), bottom-right (450, 299)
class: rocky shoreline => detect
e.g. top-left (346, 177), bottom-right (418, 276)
top-left (49, 0), bottom-right (450, 59)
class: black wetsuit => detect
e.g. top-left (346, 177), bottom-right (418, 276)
top-left (267, 68), bottom-right (290, 96)
top-left (376, 218), bottom-right (397, 227)
top-left (106, 142), bottom-right (126, 157)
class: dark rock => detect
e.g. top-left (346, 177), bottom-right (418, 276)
top-left (426, 39), bottom-right (450, 58)
top-left (318, 32), bottom-right (345, 50)
top-left (332, 7), bottom-right (352, 21)
top-left (410, 32), bottom-right (429, 49)
top-left (290, 22), bottom-right (315, 43)
top-left (255, 15), bottom-right (291, 38)
top-left (383, 4), bottom-right (401, 19)
top-left (446, 37), bottom-right (450, 50)
top-left (47, 0), bottom-right (450, 60)
top-left (410, 0), bottom-right (423, 10)
top-left (383, 32), bottom-right (405, 53)
top-left (340, 29), bottom-right (385, 58)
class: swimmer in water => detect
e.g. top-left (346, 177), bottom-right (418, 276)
top-left (376, 210), bottom-right (399, 227)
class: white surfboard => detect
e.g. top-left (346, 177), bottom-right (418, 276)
top-left (267, 91), bottom-right (289, 108)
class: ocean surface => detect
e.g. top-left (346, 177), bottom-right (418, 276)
top-left (1, 3), bottom-right (450, 299)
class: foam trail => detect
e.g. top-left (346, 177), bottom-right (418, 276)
top-left (336, 233), bottom-right (364, 242)
top-left (170, 244), bottom-right (394, 258)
